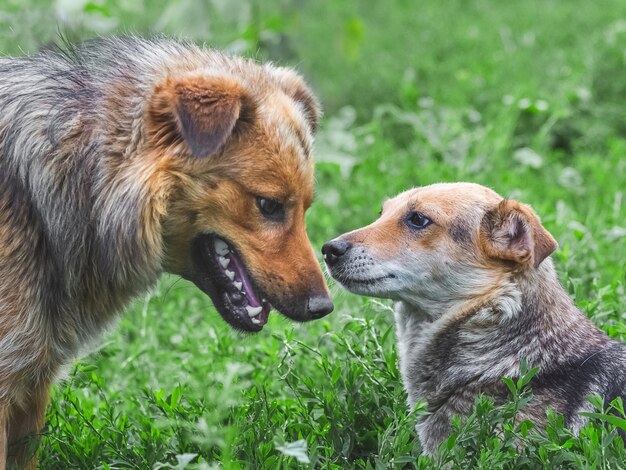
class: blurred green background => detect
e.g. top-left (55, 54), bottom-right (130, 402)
top-left (1, 0), bottom-right (626, 468)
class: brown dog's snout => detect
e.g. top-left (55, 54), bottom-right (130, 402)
top-left (276, 290), bottom-right (333, 322)
top-left (306, 294), bottom-right (334, 318)
top-left (322, 239), bottom-right (352, 266)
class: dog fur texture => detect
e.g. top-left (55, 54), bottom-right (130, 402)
top-left (324, 182), bottom-right (626, 454)
top-left (0, 36), bottom-right (332, 468)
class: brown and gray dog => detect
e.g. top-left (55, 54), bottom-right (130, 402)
top-left (0, 37), bottom-right (332, 468)
top-left (323, 182), bottom-right (626, 454)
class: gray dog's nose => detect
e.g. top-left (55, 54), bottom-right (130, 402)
top-left (306, 295), bottom-right (334, 319)
top-left (322, 239), bottom-right (352, 266)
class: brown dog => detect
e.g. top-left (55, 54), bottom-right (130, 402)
top-left (0, 37), bottom-right (332, 468)
top-left (324, 182), bottom-right (626, 454)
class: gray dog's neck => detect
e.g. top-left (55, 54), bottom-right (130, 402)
top-left (394, 258), bottom-right (608, 403)
top-left (394, 258), bottom-right (626, 456)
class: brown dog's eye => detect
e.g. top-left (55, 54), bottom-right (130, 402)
top-left (256, 196), bottom-right (285, 221)
top-left (407, 212), bottom-right (432, 230)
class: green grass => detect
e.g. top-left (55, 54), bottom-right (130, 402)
top-left (1, 0), bottom-right (626, 468)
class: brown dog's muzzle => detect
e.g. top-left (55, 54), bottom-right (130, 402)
top-left (186, 229), bottom-right (333, 332)
top-left (259, 241), bottom-right (334, 323)
top-left (306, 294), bottom-right (334, 318)
top-left (271, 280), bottom-right (334, 322)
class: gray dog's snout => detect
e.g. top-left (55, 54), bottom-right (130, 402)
top-left (322, 239), bottom-right (352, 266)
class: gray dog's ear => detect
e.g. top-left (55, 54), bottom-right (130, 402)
top-left (479, 199), bottom-right (557, 269)
top-left (148, 74), bottom-right (254, 158)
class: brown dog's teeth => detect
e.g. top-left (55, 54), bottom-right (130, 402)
top-left (246, 305), bottom-right (262, 317)
top-left (214, 238), bottom-right (229, 256)
top-left (218, 256), bottom-right (230, 268)
top-left (224, 269), bottom-right (235, 281)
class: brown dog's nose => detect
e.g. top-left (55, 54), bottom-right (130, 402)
top-left (306, 294), bottom-right (334, 318)
top-left (322, 239), bottom-right (352, 266)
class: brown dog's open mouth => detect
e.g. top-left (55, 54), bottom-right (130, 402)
top-left (188, 234), bottom-right (272, 332)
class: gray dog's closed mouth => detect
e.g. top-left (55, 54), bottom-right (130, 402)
top-left (334, 274), bottom-right (396, 287)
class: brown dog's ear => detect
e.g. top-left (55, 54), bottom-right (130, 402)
top-left (148, 74), bottom-right (253, 158)
top-left (270, 67), bottom-right (321, 133)
top-left (480, 200), bottom-right (557, 269)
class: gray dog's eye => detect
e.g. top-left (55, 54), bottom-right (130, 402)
top-left (407, 211), bottom-right (432, 230)
top-left (256, 196), bottom-right (285, 221)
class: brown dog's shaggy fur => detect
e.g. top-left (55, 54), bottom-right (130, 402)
top-left (0, 37), bottom-right (332, 468)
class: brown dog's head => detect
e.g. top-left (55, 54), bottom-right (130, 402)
top-left (143, 62), bottom-right (332, 332)
top-left (323, 183), bottom-right (557, 317)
